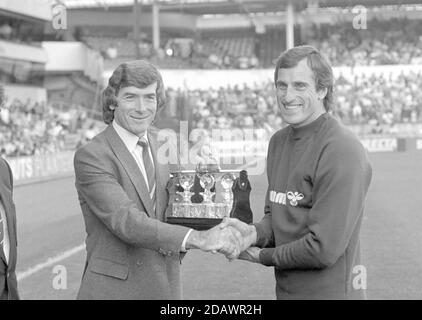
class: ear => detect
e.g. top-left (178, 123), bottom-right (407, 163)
top-left (317, 87), bottom-right (328, 101)
top-left (109, 99), bottom-right (118, 110)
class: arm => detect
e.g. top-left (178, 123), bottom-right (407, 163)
top-left (1, 157), bottom-right (13, 193)
top-left (74, 146), bottom-right (190, 254)
top-left (253, 188), bottom-right (275, 248)
top-left (259, 138), bottom-right (372, 269)
top-left (5, 159), bottom-right (13, 192)
top-left (253, 132), bottom-right (278, 248)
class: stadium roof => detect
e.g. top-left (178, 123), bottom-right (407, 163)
top-left (63, 0), bottom-right (422, 15)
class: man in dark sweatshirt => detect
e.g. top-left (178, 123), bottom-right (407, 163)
top-left (220, 45), bottom-right (372, 299)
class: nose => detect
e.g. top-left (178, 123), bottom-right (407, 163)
top-left (135, 97), bottom-right (147, 111)
top-left (282, 86), bottom-right (295, 104)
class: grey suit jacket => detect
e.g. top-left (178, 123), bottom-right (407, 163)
top-left (0, 158), bottom-right (19, 300)
top-left (74, 124), bottom-right (190, 300)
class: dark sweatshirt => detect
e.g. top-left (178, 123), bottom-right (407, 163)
top-left (255, 113), bottom-right (372, 299)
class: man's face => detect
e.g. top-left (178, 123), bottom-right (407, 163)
top-left (112, 82), bottom-right (158, 136)
top-left (275, 59), bottom-right (326, 128)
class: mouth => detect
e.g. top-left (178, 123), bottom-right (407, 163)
top-left (283, 103), bottom-right (303, 110)
top-left (130, 114), bottom-right (150, 120)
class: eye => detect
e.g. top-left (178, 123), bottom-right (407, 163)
top-left (276, 84), bottom-right (287, 91)
top-left (295, 83), bottom-right (307, 90)
top-left (124, 95), bottom-right (135, 100)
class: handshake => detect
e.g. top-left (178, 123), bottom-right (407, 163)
top-left (185, 217), bottom-right (261, 263)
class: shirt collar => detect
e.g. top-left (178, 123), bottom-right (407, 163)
top-left (290, 113), bottom-right (328, 140)
top-left (112, 120), bottom-right (148, 153)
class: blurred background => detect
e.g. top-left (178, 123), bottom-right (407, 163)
top-left (1, 0), bottom-right (421, 299)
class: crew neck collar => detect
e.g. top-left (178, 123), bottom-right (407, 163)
top-left (290, 113), bottom-right (328, 140)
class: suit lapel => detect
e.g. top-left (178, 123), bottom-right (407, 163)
top-left (104, 125), bottom-right (155, 218)
top-left (148, 130), bottom-right (169, 222)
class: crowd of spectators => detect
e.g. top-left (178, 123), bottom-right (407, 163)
top-left (306, 18), bottom-right (422, 67)
top-left (92, 18), bottom-right (422, 69)
top-left (0, 98), bottom-right (102, 157)
top-left (185, 81), bottom-right (280, 132)
top-left (180, 71), bottom-right (422, 135)
top-left (336, 71), bottom-right (422, 126)
top-left (1, 70), bottom-right (421, 158)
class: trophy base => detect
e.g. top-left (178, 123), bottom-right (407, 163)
top-left (166, 217), bottom-right (223, 230)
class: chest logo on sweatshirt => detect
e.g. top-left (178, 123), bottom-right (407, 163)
top-left (269, 190), bottom-right (304, 206)
top-left (287, 191), bottom-right (304, 206)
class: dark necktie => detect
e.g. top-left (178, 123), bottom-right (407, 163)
top-left (138, 136), bottom-right (156, 211)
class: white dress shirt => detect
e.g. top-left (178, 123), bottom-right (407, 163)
top-left (113, 120), bottom-right (152, 190)
top-left (112, 121), bottom-right (192, 251)
top-left (0, 200), bottom-right (10, 264)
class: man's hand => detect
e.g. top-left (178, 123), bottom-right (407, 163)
top-left (238, 247), bottom-right (261, 264)
top-left (219, 217), bottom-right (257, 253)
top-left (185, 225), bottom-right (243, 260)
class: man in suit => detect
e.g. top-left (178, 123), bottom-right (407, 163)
top-left (0, 84), bottom-right (19, 300)
top-left (74, 60), bottom-right (242, 300)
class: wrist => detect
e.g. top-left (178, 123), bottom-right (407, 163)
top-left (247, 225), bottom-right (257, 246)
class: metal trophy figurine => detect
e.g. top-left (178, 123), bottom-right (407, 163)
top-left (178, 173), bottom-right (195, 204)
top-left (229, 170), bottom-right (253, 224)
top-left (221, 173), bottom-right (235, 205)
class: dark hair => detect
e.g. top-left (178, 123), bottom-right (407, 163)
top-left (102, 60), bottom-right (166, 124)
top-left (274, 45), bottom-right (334, 112)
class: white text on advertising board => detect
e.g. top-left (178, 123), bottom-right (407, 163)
top-left (360, 138), bottom-right (397, 152)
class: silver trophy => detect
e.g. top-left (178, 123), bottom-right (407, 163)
top-left (198, 172), bottom-right (215, 204)
top-left (177, 173), bottom-right (194, 204)
top-left (220, 173), bottom-right (235, 206)
top-left (166, 150), bottom-right (252, 228)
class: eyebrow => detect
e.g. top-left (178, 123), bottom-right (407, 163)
top-left (275, 80), bottom-right (287, 86)
top-left (276, 80), bottom-right (309, 87)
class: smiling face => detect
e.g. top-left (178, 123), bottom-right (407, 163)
top-left (112, 83), bottom-right (157, 137)
top-left (275, 59), bottom-right (327, 128)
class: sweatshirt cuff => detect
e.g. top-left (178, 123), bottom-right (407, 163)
top-left (253, 222), bottom-right (268, 247)
top-left (259, 248), bottom-right (275, 266)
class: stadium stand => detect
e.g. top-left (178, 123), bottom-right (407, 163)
top-left (304, 18), bottom-right (422, 67)
top-left (2, 2), bottom-right (422, 157)
top-left (171, 71), bottom-right (422, 135)
top-left (79, 17), bottom-right (422, 69)
top-left (0, 98), bottom-right (103, 157)
top-left (2, 67), bottom-right (421, 157)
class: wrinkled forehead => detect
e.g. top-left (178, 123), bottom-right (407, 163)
top-left (118, 83), bottom-right (158, 96)
top-left (276, 59), bottom-right (316, 85)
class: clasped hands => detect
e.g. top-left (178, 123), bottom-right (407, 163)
top-left (186, 217), bottom-right (261, 263)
